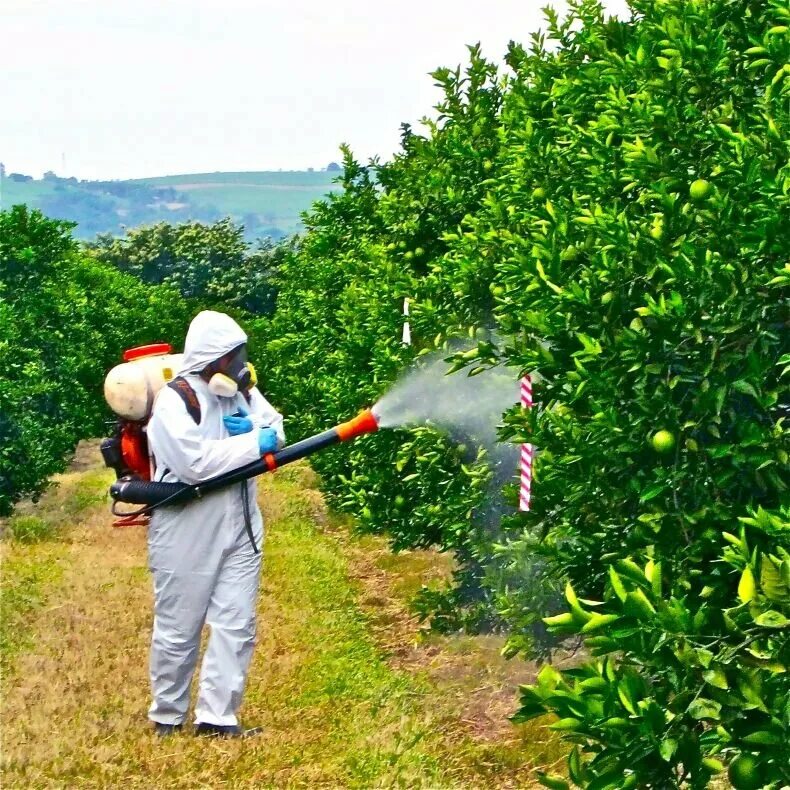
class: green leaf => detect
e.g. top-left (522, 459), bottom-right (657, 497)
top-left (549, 717), bottom-right (582, 731)
top-left (617, 683), bottom-right (637, 715)
top-left (581, 613), bottom-right (620, 633)
top-left (579, 676), bottom-right (608, 692)
top-left (536, 664), bottom-right (562, 690)
top-left (543, 612), bottom-right (576, 628)
top-left (732, 380), bottom-right (759, 399)
top-left (639, 483), bottom-right (666, 502)
top-left (742, 730), bottom-right (782, 746)
top-left (565, 582), bottom-right (592, 622)
top-left (624, 589), bottom-right (656, 620)
top-left (537, 774), bottom-right (569, 790)
top-left (568, 746), bottom-right (585, 784)
top-left (585, 636), bottom-right (619, 655)
top-left (760, 558), bottom-right (789, 604)
top-left (687, 698), bottom-right (721, 720)
top-left (608, 567), bottom-right (628, 602)
top-left (702, 758), bottom-right (724, 773)
top-left (694, 648), bottom-right (714, 669)
top-left (753, 610), bottom-right (789, 628)
top-left (738, 567), bottom-right (757, 604)
top-left (615, 558), bottom-right (648, 585)
top-left (659, 738), bottom-right (677, 761)
top-left (703, 667), bottom-right (728, 690)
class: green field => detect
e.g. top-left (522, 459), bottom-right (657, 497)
top-left (1, 178), bottom-right (58, 205)
top-left (137, 170), bottom-right (341, 187)
top-left (1, 170), bottom-right (343, 239)
top-left (136, 171), bottom-right (343, 231)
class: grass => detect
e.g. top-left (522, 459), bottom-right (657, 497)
top-left (0, 453), bottom-right (114, 676)
top-left (0, 547), bottom-right (64, 672)
top-left (1, 445), bottom-right (563, 788)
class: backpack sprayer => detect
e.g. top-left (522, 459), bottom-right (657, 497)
top-left (101, 344), bottom-right (379, 525)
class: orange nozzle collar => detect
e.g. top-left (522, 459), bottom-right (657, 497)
top-left (336, 409), bottom-right (379, 441)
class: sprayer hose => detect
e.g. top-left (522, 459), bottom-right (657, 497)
top-left (111, 426), bottom-right (344, 507)
top-left (110, 478), bottom-right (191, 506)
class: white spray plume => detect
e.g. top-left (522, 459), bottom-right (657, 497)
top-left (372, 341), bottom-right (521, 531)
top-left (373, 342), bottom-right (519, 464)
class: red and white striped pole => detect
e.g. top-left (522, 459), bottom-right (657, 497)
top-left (402, 298), bottom-right (411, 345)
top-left (519, 375), bottom-right (533, 511)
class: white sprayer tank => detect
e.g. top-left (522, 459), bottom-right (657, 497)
top-left (104, 344), bottom-right (184, 421)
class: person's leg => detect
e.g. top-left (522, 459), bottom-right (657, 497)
top-left (148, 566), bottom-right (216, 725)
top-left (194, 532), bottom-right (262, 727)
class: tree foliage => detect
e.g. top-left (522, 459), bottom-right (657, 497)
top-left (259, 0), bottom-right (789, 784)
top-left (0, 206), bottom-right (191, 515)
top-left (89, 218), bottom-right (290, 315)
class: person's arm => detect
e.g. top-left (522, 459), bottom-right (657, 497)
top-left (148, 388), bottom-right (261, 485)
top-left (246, 387), bottom-right (286, 449)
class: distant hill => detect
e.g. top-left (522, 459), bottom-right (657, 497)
top-left (0, 169), bottom-right (343, 240)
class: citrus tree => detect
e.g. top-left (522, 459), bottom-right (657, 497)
top-left (469, 0), bottom-right (789, 785)
top-left (257, 0), bottom-right (788, 784)
top-left (89, 218), bottom-right (289, 315)
top-left (0, 206), bottom-right (191, 515)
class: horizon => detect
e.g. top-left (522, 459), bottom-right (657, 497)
top-left (0, 166), bottom-right (344, 182)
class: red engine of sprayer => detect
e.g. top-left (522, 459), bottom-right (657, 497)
top-left (118, 422), bottom-right (151, 480)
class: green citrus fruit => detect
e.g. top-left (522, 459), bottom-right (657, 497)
top-left (394, 495), bottom-right (405, 508)
top-left (491, 285), bottom-right (505, 297)
top-left (689, 179), bottom-right (713, 201)
top-left (651, 430), bottom-right (676, 453)
top-left (404, 251), bottom-right (414, 260)
top-left (728, 754), bottom-right (763, 790)
top-left (531, 187), bottom-right (546, 200)
top-left (414, 247), bottom-right (425, 257)
top-left (483, 159), bottom-right (493, 171)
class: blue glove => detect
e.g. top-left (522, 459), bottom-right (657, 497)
top-left (223, 409), bottom-right (254, 436)
top-left (259, 427), bottom-right (278, 453)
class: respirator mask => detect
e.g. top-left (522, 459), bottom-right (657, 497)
top-left (207, 345), bottom-right (253, 398)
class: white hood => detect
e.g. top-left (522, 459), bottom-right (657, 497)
top-left (179, 310), bottom-right (247, 375)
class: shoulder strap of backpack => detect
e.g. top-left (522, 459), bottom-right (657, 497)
top-left (167, 377), bottom-right (202, 425)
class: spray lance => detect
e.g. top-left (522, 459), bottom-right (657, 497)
top-left (109, 409), bottom-right (379, 517)
top-left (101, 343), bottom-right (379, 523)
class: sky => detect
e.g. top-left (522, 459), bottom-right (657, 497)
top-left (1, 0), bottom-right (630, 180)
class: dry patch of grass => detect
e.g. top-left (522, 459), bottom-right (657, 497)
top-left (0, 442), bottom-right (113, 676)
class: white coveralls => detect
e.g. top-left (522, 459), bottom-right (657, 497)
top-left (145, 311), bottom-right (285, 727)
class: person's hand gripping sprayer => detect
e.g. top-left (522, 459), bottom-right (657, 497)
top-left (144, 310), bottom-right (284, 739)
top-left (222, 408), bottom-right (278, 453)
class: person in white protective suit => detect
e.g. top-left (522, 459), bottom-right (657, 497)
top-left (145, 310), bottom-right (285, 738)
